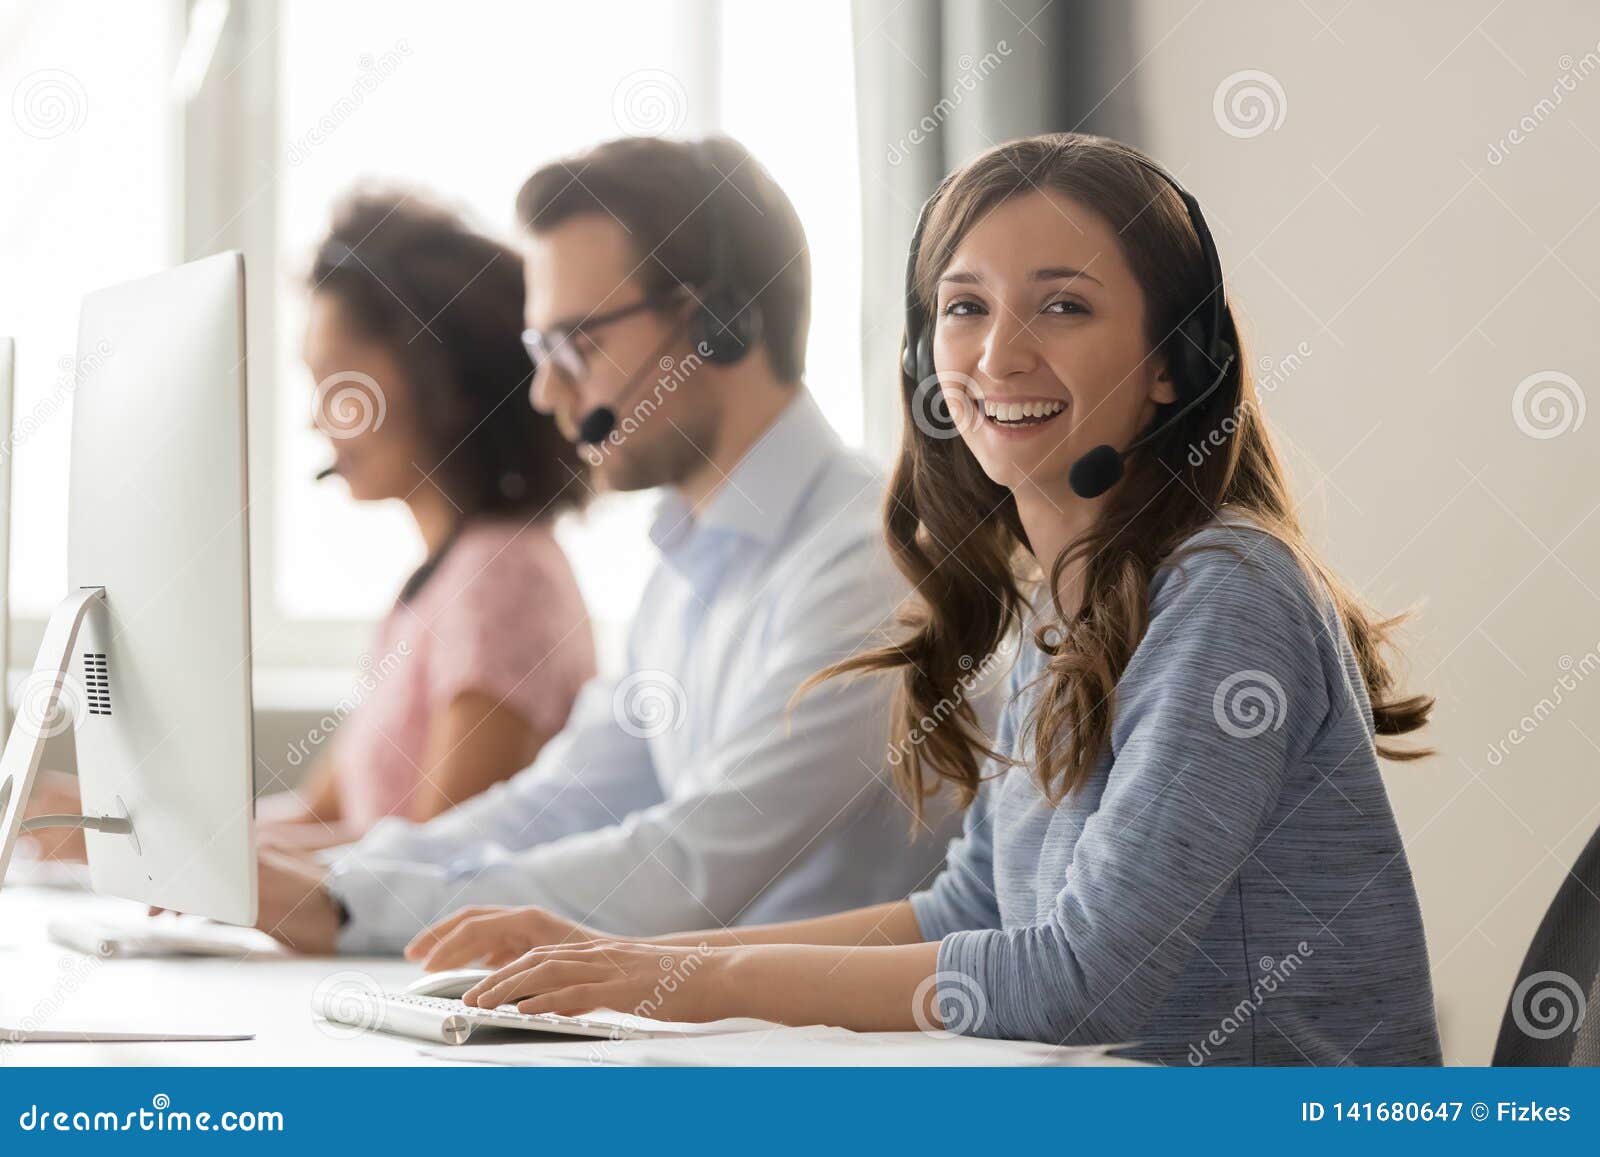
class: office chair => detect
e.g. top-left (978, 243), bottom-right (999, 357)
top-left (1493, 821), bottom-right (1600, 1065)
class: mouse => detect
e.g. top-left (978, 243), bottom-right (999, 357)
top-left (402, 967), bottom-right (495, 1000)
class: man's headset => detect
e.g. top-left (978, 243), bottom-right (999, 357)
top-left (899, 150), bottom-right (1238, 499)
top-left (574, 141), bottom-right (762, 445)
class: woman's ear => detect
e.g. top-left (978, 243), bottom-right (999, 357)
top-left (1151, 363), bottom-right (1180, 407)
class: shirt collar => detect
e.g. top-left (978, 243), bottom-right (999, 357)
top-left (648, 389), bottom-right (840, 556)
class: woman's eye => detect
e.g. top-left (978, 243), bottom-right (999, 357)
top-left (940, 299), bottom-right (984, 318)
top-left (1043, 299), bottom-right (1088, 316)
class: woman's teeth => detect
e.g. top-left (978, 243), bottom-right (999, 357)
top-left (981, 399), bottom-right (1067, 424)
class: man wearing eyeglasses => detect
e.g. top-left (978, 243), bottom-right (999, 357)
top-left (251, 135), bottom-right (962, 956)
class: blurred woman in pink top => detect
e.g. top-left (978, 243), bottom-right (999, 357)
top-left (23, 191), bottom-right (596, 862)
top-left (258, 191), bottom-right (597, 849)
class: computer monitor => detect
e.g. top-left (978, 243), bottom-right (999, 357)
top-left (0, 252), bottom-right (257, 925)
top-left (0, 337), bottom-right (12, 736)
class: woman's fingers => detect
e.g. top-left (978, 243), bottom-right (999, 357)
top-left (403, 905), bottom-right (502, 962)
top-left (464, 951), bottom-right (603, 1008)
top-left (418, 920), bottom-right (500, 971)
top-left (514, 982), bottom-right (615, 1018)
top-left (466, 935), bottom-right (597, 994)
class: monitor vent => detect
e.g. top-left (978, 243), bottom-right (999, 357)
top-left (83, 652), bottom-right (112, 716)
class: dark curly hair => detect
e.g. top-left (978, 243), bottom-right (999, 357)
top-left (309, 190), bottom-right (589, 531)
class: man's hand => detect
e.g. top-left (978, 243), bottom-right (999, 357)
top-left (404, 905), bottom-right (598, 971)
top-left (253, 847), bottom-right (342, 954)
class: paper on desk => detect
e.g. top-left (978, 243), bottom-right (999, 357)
top-left (420, 1020), bottom-right (1139, 1067)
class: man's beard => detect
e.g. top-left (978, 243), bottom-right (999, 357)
top-left (597, 408), bottom-right (720, 493)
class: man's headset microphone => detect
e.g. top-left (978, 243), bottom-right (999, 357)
top-left (900, 154), bottom-right (1238, 500)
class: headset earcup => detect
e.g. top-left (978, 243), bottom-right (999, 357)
top-left (694, 290), bottom-right (757, 364)
top-left (900, 327), bottom-right (932, 383)
top-left (1176, 318), bottom-right (1213, 394)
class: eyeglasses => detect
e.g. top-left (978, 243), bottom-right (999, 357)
top-left (521, 293), bottom-right (676, 382)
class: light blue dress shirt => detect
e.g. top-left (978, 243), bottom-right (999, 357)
top-left (326, 390), bottom-right (957, 953)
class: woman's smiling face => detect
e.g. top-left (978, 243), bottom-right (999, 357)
top-left (931, 188), bottom-right (1178, 500)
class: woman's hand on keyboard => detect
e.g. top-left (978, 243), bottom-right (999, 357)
top-left (404, 905), bottom-right (599, 971)
top-left (460, 939), bottom-right (719, 1022)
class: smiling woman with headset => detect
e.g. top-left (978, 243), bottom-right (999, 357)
top-left (403, 133), bottom-right (1443, 1066)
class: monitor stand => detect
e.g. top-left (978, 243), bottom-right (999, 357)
top-left (0, 586), bottom-right (250, 1044)
top-left (0, 587), bottom-right (138, 885)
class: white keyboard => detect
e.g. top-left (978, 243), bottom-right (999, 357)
top-left (320, 990), bottom-right (656, 1046)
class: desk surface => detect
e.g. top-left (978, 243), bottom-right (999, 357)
top-left (0, 886), bottom-right (459, 1066)
top-left (1, 884), bottom-right (1128, 1068)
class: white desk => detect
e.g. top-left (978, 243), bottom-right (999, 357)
top-left (0, 884), bottom-right (1131, 1067)
top-left (0, 885), bottom-right (457, 1066)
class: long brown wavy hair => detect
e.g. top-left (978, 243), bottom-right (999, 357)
top-left (806, 133), bottom-right (1433, 819)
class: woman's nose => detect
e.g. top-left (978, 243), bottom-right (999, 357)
top-left (976, 310), bottom-right (1040, 380)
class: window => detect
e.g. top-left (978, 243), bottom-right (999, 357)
top-left (4, 0), bottom-right (864, 674)
top-left (273, 0), bottom-right (702, 642)
top-left (1, 1), bottom-right (180, 622)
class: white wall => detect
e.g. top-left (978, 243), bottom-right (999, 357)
top-left (1130, 0), bottom-right (1600, 1062)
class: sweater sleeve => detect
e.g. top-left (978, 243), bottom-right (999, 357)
top-left (932, 530), bottom-right (1335, 1044)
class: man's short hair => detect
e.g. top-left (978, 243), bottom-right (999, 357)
top-left (516, 135), bottom-right (811, 384)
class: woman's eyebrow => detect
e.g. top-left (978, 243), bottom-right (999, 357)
top-left (936, 266), bottom-right (1103, 287)
top-left (1033, 266), bottom-right (1102, 286)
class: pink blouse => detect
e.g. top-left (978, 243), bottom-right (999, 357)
top-left (330, 518), bottom-right (596, 828)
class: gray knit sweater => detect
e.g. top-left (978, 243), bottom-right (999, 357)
top-left (910, 518), bottom-right (1441, 1065)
